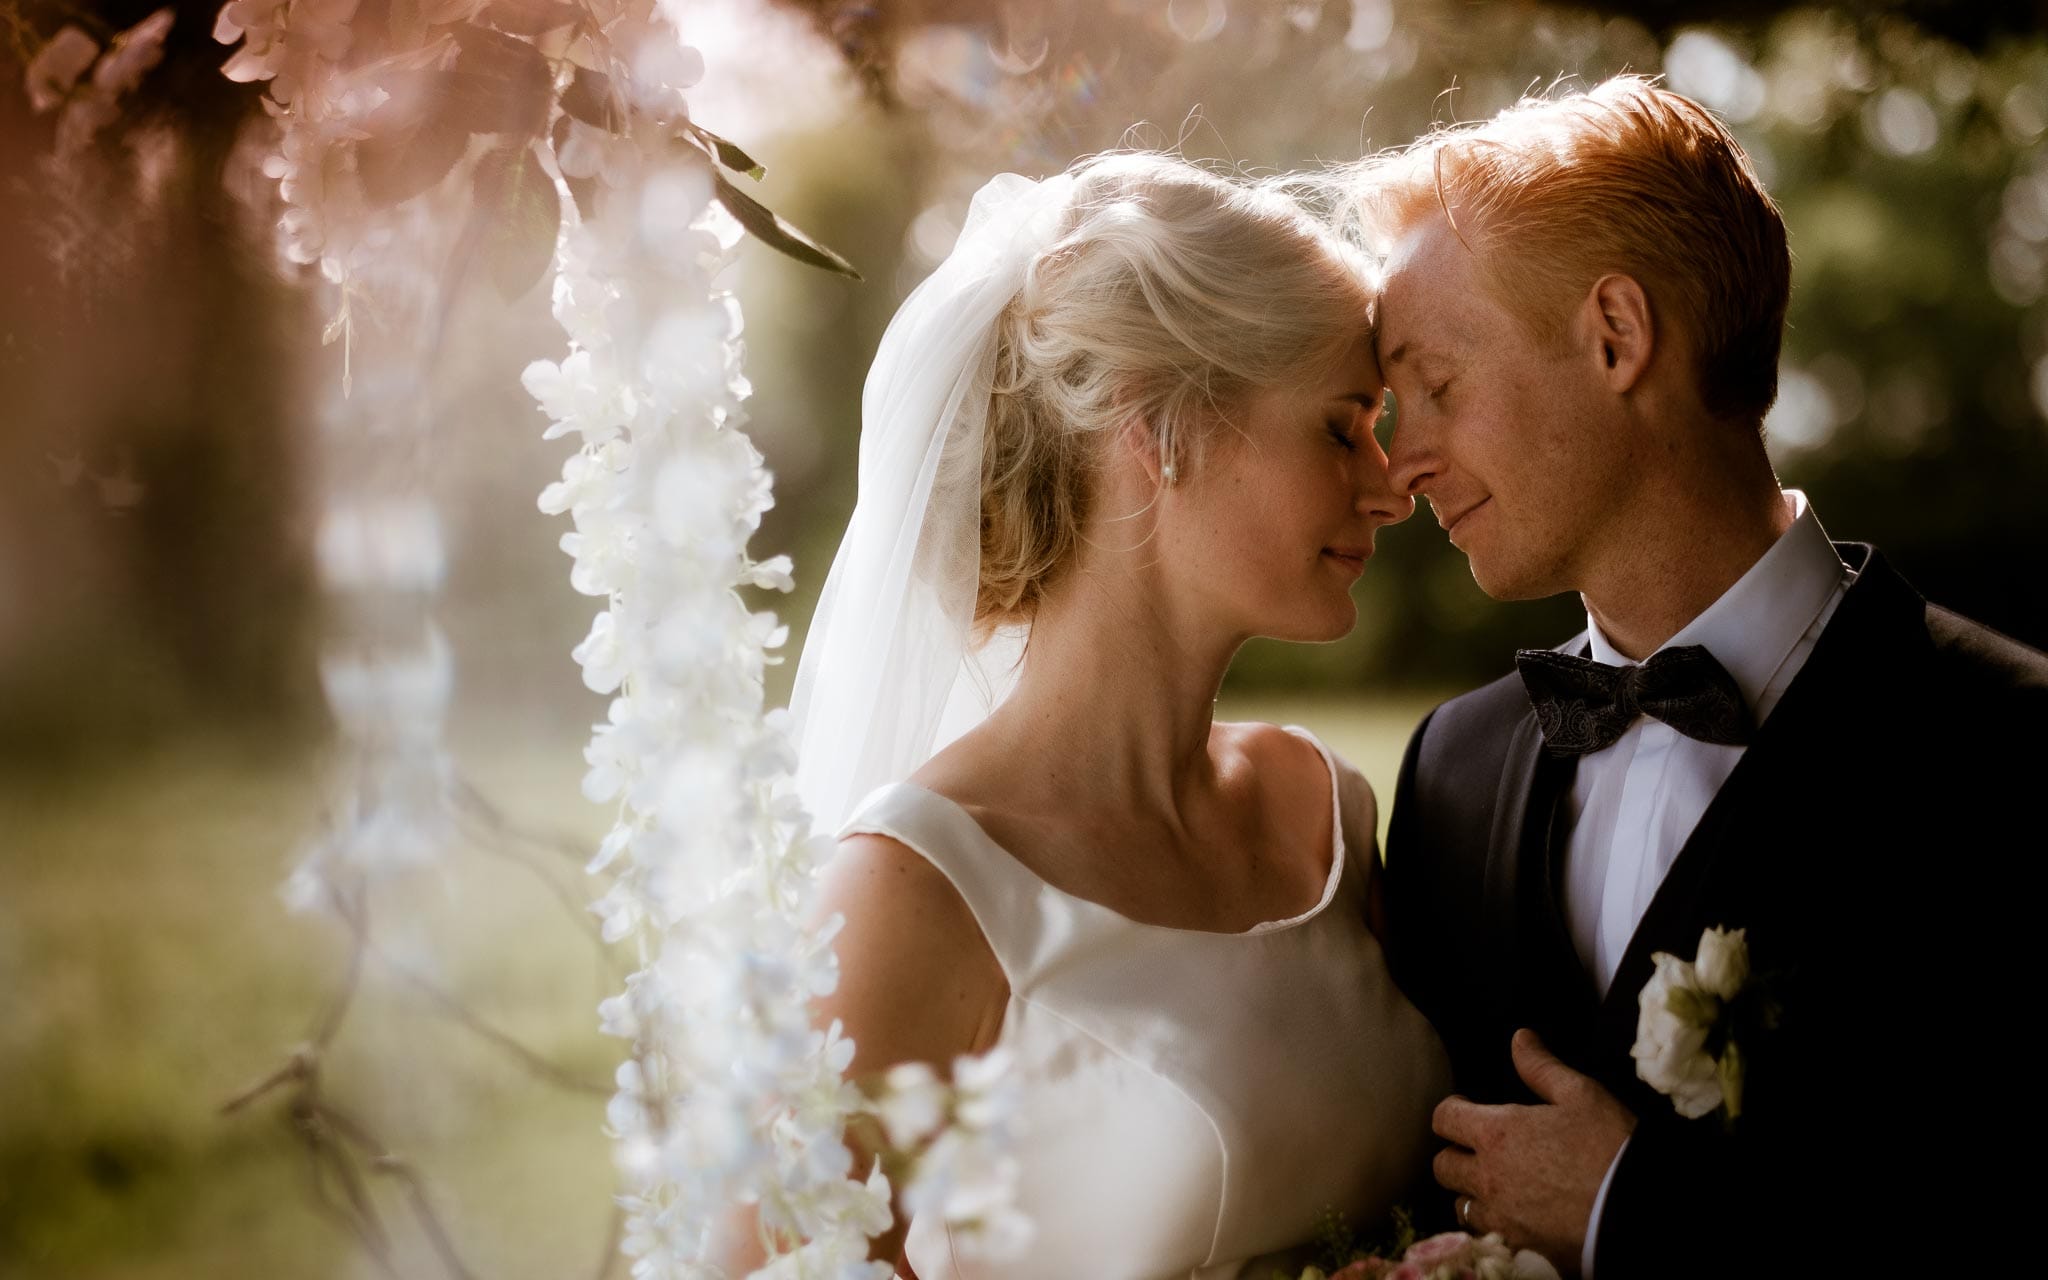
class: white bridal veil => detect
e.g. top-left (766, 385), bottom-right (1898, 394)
top-left (788, 172), bottom-right (1078, 834)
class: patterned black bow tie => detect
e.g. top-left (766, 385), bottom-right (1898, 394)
top-left (1515, 645), bottom-right (1754, 757)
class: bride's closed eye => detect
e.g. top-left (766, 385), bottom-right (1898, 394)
top-left (1372, 388), bottom-right (1397, 444)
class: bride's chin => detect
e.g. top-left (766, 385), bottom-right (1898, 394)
top-left (1262, 600), bottom-right (1357, 645)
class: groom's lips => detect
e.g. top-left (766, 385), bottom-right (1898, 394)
top-left (1440, 497), bottom-right (1490, 539)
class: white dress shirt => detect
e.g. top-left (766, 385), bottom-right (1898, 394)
top-left (1570, 490), bottom-right (1855, 1276)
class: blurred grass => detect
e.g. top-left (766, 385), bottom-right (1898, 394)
top-left (1217, 691), bottom-right (1448, 853)
top-left (0, 724), bottom-right (623, 1280)
top-left (0, 695), bottom-right (1445, 1277)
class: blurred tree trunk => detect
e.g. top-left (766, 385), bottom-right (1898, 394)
top-left (0, 8), bottom-right (320, 757)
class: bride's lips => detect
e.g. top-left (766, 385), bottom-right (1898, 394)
top-left (1322, 546), bottom-right (1371, 574)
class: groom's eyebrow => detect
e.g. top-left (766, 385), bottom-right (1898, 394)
top-left (1383, 338), bottom-right (1455, 369)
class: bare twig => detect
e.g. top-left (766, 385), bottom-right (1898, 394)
top-left (591, 1202), bottom-right (625, 1280)
top-left (311, 894), bottom-right (370, 1050)
top-left (222, 770), bottom-right (626, 1277)
top-left (385, 1156), bottom-right (478, 1280)
top-left (449, 776), bottom-right (627, 976)
top-left (319, 1101), bottom-right (478, 1280)
top-left (452, 774), bottom-right (602, 869)
top-left (299, 1096), bottom-right (398, 1263)
top-left (220, 1047), bottom-right (313, 1115)
top-left (370, 938), bottom-right (611, 1096)
top-left (300, 1118), bottom-right (403, 1279)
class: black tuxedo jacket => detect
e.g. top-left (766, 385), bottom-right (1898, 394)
top-left (1384, 545), bottom-right (2048, 1276)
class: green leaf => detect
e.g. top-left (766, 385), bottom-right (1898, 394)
top-left (1665, 984), bottom-right (1719, 1026)
top-left (550, 112), bottom-right (599, 222)
top-left (472, 142), bottom-right (561, 300)
top-left (355, 69), bottom-right (472, 207)
top-left (688, 121), bottom-right (765, 180)
top-left (386, 0), bottom-right (428, 52)
top-left (710, 171), bottom-right (862, 280)
top-left (1718, 1039), bottom-right (1745, 1122)
top-left (446, 21), bottom-right (551, 136)
top-left (560, 66), bottom-right (624, 133)
top-left (480, 0), bottom-right (585, 37)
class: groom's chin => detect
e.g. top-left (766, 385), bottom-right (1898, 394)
top-left (1463, 556), bottom-right (1556, 604)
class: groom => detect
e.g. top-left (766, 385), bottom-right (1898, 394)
top-left (1372, 78), bottom-right (2048, 1276)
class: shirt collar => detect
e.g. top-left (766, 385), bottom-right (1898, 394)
top-left (1584, 490), bottom-right (1849, 712)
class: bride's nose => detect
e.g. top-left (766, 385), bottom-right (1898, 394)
top-left (1357, 432), bottom-right (1417, 525)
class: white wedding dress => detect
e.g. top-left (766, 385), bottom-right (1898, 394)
top-left (839, 726), bottom-right (1452, 1280)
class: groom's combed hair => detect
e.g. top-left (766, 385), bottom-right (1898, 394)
top-left (1348, 75), bottom-right (1791, 424)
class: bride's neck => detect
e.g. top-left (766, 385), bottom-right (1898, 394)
top-left (988, 567), bottom-right (1243, 817)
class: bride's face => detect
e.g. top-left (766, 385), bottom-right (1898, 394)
top-left (1161, 338), bottom-right (1413, 643)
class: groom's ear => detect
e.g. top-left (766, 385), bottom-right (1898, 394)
top-left (1583, 273), bottom-right (1654, 395)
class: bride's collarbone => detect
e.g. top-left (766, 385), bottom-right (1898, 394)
top-left (909, 725), bottom-right (1337, 932)
top-left (953, 797), bottom-right (1333, 934)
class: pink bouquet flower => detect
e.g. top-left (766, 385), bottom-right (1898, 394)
top-left (1294, 1230), bottom-right (1559, 1280)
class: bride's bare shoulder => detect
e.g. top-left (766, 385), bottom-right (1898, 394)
top-left (1216, 719), bottom-right (1382, 845)
top-left (817, 829), bottom-right (1008, 1065)
top-left (1212, 719), bottom-right (1334, 796)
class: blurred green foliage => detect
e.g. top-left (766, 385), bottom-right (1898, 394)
top-left (0, 0), bottom-right (2042, 727)
top-left (738, 3), bottom-right (2048, 707)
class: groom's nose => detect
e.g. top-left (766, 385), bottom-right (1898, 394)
top-left (1384, 417), bottom-right (1442, 499)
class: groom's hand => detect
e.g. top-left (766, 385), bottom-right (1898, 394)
top-left (1429, 1029), bottom-right (1636, 1273)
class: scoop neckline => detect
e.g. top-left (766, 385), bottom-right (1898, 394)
top-left (893, 724), bottom-right (1347, 939)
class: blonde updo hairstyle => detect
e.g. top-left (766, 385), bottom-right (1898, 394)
top-left (973, 152), bottom-right (1378, 639)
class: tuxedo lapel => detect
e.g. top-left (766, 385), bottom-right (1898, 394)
top-left (1481, 711), bottom-right (1545, 943)
top-left (1589, 544), bottom-right (1922, 1098)
top-left (1488, 696), bottom-right (1600, 1088)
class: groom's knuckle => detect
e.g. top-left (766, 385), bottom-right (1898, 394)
top-left (1477, 1112), bottom-right (1505, 1147)
top-left (1430, 1096), bottom-right (1461, 1136)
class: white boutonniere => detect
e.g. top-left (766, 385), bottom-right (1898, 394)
top-left (1632, 926), bottom-right (1770, 1125)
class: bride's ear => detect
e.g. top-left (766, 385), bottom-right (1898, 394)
top-left (1112, 399), bottom-right (1175, 490)
top-left (1583, 272), bottom-right (1654, 394)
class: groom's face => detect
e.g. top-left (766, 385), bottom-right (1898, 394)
top-left (1376, 215), bottom-right (1630, 601)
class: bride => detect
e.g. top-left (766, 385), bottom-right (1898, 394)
top-left (764, 152), bottom-right (1450, 1278)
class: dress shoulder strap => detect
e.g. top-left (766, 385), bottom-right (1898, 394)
top-left (837, 782), bottom-right (1074, 988)
top-left (1281, 724), bottom-right (1381, 906)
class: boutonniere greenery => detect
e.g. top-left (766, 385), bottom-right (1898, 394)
top-left (1631, 926), bottom-right (1781, 1129)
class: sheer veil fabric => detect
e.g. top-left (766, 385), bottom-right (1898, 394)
top-left (789, 172), bottom-right (1075, 834)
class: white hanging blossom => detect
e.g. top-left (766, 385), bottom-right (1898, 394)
top-left (214, 0), bottom-right (369, 272)
top-left (529, 116), bottom-right (893, 1279)
top-left (527, 10), bottom-right (1026, 1275)
top-left (285, 373), bottom-right (458, 913)
top-left (205, 0), bottom-right (1023, 1261)
top-left (21, 8), bottom-right (180, 289)
top-left (23, 8), bottom-right (176, 161)
top-left (883, 1051), bottom-right (1034, 1261)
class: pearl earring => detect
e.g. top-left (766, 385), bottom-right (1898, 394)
top-left (1161, 463), bottom-right (1177, 484)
